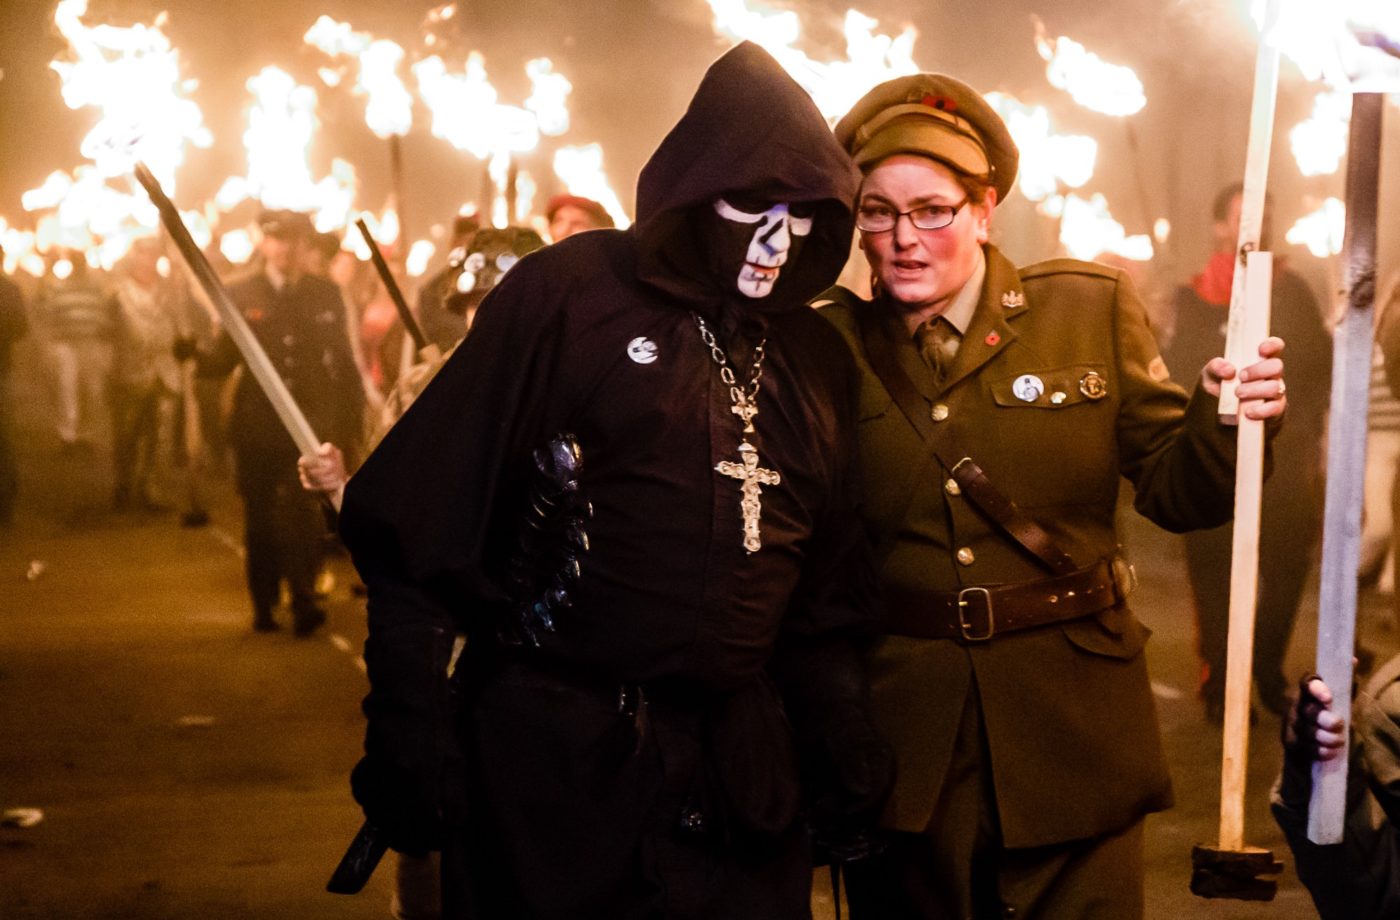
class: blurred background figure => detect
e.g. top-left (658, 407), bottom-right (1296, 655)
top-left (35, 249), bottom-right (112, 453)
top-left (545, 193), bottom-right (614, 242)
top-left (1372, 281), bottom-right (1400, 642)
top-left (188, 209), bottom-right (363, 636)
top-left (441, 226), bottom-right (545, 333)
top-left (0, 244), bottom-right (28, 526)
top-left (1161, 183), bottom-right (1333, 722)
top-left (302, 230), bottom-right (342, 282)
top-left (1361, 341), bottom-right (1400, 600)
top-left (415, 212), bottom-right (480, 352)
top-left (109, 236), bottom-right (185, 512)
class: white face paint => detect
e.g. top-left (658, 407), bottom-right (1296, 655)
top-left (711, 199), bottom-right (814, 298)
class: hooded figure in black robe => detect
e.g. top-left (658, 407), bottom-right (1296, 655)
top-left (340, 42), bottom-right (892, 919)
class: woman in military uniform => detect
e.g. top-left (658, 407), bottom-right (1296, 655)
top-left (817, 74), bottom-right (1289, 919)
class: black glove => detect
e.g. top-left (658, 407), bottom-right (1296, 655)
top-left (1278, 673), bottom-right (1326, 810)
top-left (770, 638), bottom-right (894, 864)
top-left (172, 336), bottom-right (198, 362)
top-left (350, 755), bottom-right (443, 857)
top-left (806, 700), bottom-right (895, 864)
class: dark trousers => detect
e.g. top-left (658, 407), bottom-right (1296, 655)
top-left (443, 659), bottom-right (812, 920)
top-left (240, 470), bottom-right (325, 627)
top-left (845, 688), bottom-right (1145, 920)
top-left (111, 383), bottom-right (162, 506)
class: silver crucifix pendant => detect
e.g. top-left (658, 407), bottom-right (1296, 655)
top-left (715, 440), bottom-right (780, 553)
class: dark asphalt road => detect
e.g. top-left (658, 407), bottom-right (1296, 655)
top-left (1, 337), bottom-right (1392, 918)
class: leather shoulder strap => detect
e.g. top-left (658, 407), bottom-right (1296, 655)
top-left (856, 302), bottom-right (1078, 576)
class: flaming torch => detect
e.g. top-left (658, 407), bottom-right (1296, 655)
top-left (304, 17), bottom-right (414, 239)
top-left (30, 0), bottom-right (212, 270)
top-left (1272, 0), bottom-right (1400, 849)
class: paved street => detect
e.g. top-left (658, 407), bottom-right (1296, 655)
top-left (1, 337), bottom-right (1392, 918)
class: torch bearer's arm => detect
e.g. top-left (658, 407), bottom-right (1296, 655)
top-left (131, 162), bottom-right (338, 512)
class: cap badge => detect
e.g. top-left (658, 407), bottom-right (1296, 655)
top-left (921, 94), bottom-right (957, 112)
top-left (1012, 374), bottom-right (1044, 403)
top-left (627, 336), bottom-right (659, 365)
top-left (1001, 291), bottom-right (1024, 309)
top-left (1079, 372), bottom-right (1108, 400)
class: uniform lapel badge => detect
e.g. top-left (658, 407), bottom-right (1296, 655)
top-left (984, 331), bottom-right (1001, 346)
top-left (1079, 372), bottom-right (1108, 399)
top-left (1001, 290), bottom-right (1025, 309)
top-left (1012, 374), bottom-right (1044, 402)
top-left (626, 336), bottom-right (659, 365)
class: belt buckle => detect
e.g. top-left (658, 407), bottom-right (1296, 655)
top-left (957, 586), bottom-right (994, 642)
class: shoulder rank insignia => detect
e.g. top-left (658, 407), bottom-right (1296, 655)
top-left (1001, 291), bottom-right (1025, 309)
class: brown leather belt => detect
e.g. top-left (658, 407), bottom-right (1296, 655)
top-left (882, 558), bottom-right (1134, 643)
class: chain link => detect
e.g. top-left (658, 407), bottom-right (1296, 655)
top-left (692, 312), bottom-right (766, 407)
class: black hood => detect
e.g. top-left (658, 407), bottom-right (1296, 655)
top-left (633, 42), bottom-right (860, 315)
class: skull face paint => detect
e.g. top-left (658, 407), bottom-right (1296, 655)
top-left (709, 199), bottom-right (814, 298)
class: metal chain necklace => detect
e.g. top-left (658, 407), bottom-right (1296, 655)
top-left (692, 312), bottom-right (781, 553)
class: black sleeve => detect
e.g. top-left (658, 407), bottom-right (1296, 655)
top-left (767, 339), bottom-right (892, 857)
top-left (337, 262), bottom-right (565, 844)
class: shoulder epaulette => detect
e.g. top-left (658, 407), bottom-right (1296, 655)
top-left (1019, 258), bottom-right (1122, 283)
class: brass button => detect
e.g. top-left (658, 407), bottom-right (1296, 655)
top-left (956, 547), bottom-right (975, 566)
top-left (930, 403), bottom-right (950, 422)
top-left (944, 478), bottom-right (961, 496)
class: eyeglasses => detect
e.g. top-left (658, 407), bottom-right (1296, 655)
top-left (856, 198), bottom-right (969, 233)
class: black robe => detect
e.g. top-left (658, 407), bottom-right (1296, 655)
top-left (341, 42), bottom-right (876, 919)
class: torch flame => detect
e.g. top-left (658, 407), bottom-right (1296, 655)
top-left (984, 93), bottom-right (1097, 202)
top-left (525, 58), bottom-right (572, 137)
top-left (706, 1), bottom-right (918, 121)
top-left (1290, 89), bottom-right (1351, 177)
top-left (1254, 0), bottom-right (1400, 91)
top-left (413, 53), bottom-right (542, 159)
top-left (25, 0), bottom-right (211, 270)
top-left (1033, 21), bottom-right (1147, 117)
top-left (553, 144), bottom-right (631, 229)
top-left (1285, 197), bottom-right (1345, 257)
top-left (1045, 193), bottom-right (1153, 262)
top-left (216, 67), bottom-right (359, 233)
top-left (303, 16), bottom-right (413, 138)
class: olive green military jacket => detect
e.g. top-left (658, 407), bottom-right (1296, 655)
top-left (818, 245), bottom-right (1240, 848)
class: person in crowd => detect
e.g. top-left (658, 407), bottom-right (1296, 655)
top-left (1273, 666), bottom-right (1399, 920)
top-left (415, 213), bottom-right (480, 352)
top-left (1163, 183), bottom-right (1332, 721)
top-left (35, 250), bottom-right (112, 452)
top-left (545, 193), bottom-right (615, 243)
top-left (816, 72), bottom-right (1288, 919)
top-left (0, 245), bottom-right (28, 525)
top-left (302, 230), bottom-right (342, 281)
top-left (185, 209), bottom-right (363, 636)
top-left (109, 236), bottom-right (185, 512)
top-left (335, 43), bottom-right (890, 918)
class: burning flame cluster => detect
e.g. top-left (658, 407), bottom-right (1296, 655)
top-left (706, 0), bottom-right (918, 122)
top-left (7, 0), bottom-right (213, 274)
top-left (1258, 1), bottom-right (1400, 257)
top-left (706, 1), bottom-right (1154, 262)
top-left (10, 1), bottom-right (633, 278)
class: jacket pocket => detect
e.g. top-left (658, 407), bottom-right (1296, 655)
top-left (1061, 605), bottom-right (1151, 660)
